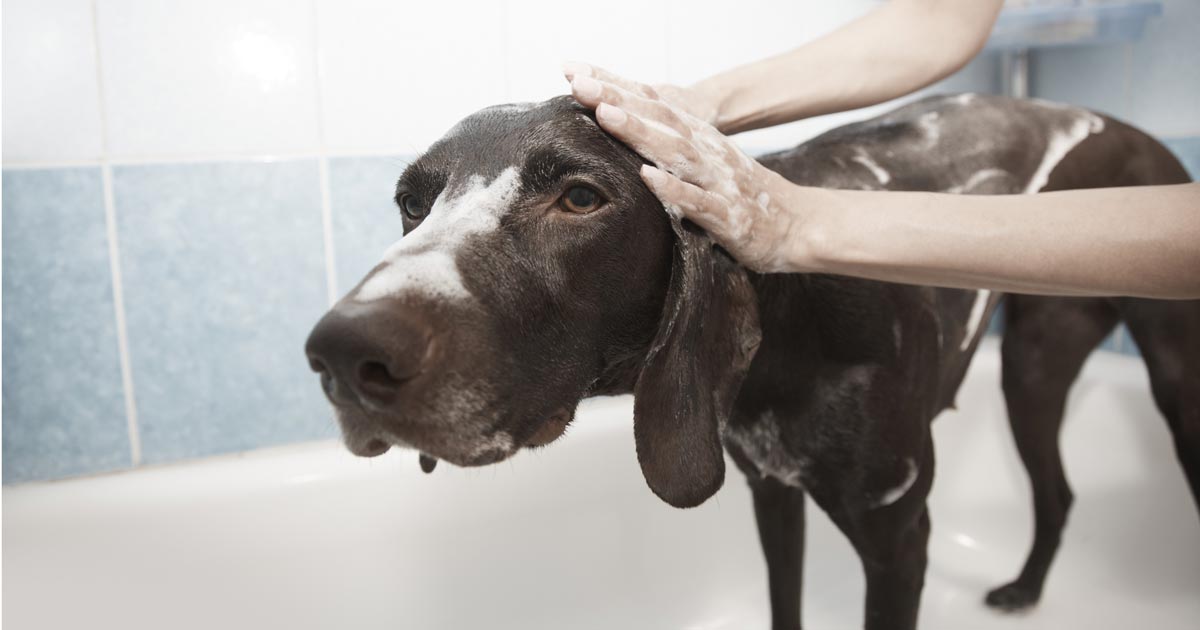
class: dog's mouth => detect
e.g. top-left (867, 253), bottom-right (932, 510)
top-left (332, 405), bottom-right (574, 469)
top-left (333, 406), bottom-right (514, 465)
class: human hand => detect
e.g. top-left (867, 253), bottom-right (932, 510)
top-left (563, 63), bottom-right (804, 273)
top-left (563, 62), bottom-right (720, 127)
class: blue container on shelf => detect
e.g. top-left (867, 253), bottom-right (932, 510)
top-left (986, 1), bottom-right (1163, 50)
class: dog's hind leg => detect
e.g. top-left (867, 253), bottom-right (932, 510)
top-left (985, 295), bottom-right (1119, 612)
top-left (749, 476), bottom-right (807, 630)
top-left (1119, 299), bottom-right (1200, 513)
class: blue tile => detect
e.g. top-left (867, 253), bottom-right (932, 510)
top-left (113, 160), bottom-right (334, 464)
top-left (1162, 136), bottom-right (1200, 180)
top-left (1117, 324), bottom-right (1142, 357)
top-left (1127, 0), bottom-right (1200, 137)
top-left (1098, 326), bottom-right (1124, 353)
top-left (986, 301), bottom-right (1006, 337)
top-left (2, 168), bottom-right (130, 482)
top-left (328, 155), bottom-right (412, 298)
top-left (1032, 45), bottom-right (1130, 119)
top-left (940, 51), bottom-right (1002, 95)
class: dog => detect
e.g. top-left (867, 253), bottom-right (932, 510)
top-left (305, 93), bottom-right (1198, 630)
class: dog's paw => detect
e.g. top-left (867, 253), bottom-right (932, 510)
top-left (985, 582), bottom-right (1041, 612)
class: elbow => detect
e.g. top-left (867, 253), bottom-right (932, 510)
top-left (901, 0), bottom-right (1002, 81)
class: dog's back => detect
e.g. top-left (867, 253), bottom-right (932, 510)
top-left (762, 93), bottom-right (1190, 192)
top-left (752, 93), bottom-right (1192, 413)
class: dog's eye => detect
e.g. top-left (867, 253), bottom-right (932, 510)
top-left (399, 194), bottom-right (427, 221)
top-left (560, 185), bottom-right (603, 214)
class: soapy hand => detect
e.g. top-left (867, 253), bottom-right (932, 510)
top-left (563, 63), bottom-right (802, 273)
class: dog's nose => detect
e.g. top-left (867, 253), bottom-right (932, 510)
top-left (304, 302), bottom-right (430, 410)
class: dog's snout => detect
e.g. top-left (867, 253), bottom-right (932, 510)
top-left (304, 302), bottom-right (431, 410)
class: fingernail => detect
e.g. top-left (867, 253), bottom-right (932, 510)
top-left (640, 164), bottom-right (666, 187)
top-left (597, 102), bottom-right (627, 126)
top-left (573, 75), bottom-right (602, 100)
top-left (562, 61), bottom-right (592, 80)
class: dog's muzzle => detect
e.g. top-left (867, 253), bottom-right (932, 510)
top-left (305, 299), bottom-right (432, 454)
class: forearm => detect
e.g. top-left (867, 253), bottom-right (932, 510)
top-left (696, 0), bottom-right (1004, 134)
top-left (792, 183), bottom-right (1200, 299)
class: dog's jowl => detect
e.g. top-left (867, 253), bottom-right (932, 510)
top-left (305, 94), bottom-right (1199, 630)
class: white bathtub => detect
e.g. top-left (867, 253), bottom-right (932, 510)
top-left (4, 340), bottom-right (1198, 630)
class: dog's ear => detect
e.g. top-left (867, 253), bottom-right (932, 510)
top-left (633, 217), bottom-right (762, 508)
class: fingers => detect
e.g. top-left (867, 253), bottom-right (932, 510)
top-left (640, 165), bottom-right (730, 236)
top-left (569, 74), bottom-right (687, 136)
top-left (597, 103), bottom-right (704, 181)
top-left (562, 62), bottom-right (659, 100)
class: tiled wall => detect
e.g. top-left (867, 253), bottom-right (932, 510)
top-left (3, 0), bottom-right (1197, 483)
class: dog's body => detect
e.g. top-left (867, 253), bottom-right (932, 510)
top-left (306, 94), bottom-right (1199, 630)
top-left (718, 95), bottom-right (1199, 629)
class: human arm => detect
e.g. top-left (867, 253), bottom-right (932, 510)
top-left (568, 72), bottom-right (1200, 300)
top-left (770, 181), bottom-right (1200, 299)
top-left (573, 0), bottom-right (1005, 133)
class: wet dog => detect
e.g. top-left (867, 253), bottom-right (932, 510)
top-left (305, 94), bottom-right (1198, 629)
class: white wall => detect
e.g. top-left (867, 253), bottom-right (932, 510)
top-left (6, 0), bottom-right (1000, 165)
top-left (9, 0), bottom-right (1200, 167)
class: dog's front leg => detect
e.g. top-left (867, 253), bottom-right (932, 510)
top-left (821, 444), bottom-right (934, 630)
top-left (750, 476), bottom-right (806, 630)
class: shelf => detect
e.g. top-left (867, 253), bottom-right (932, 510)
top-left (985, 1), bottom-right (1163, 50)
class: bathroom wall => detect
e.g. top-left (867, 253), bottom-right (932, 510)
top-left (3, 0), bottom-right (1196, 483)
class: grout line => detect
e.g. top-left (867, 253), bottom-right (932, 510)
top-left (91, 0), bottom-right (141, 467)
top-left (1, 148), bottom-right (418, 170)
top-left (100, 163), bottom-right (141, 467)
top-left (312, 0), bottom-right (338, 306)
top-left (318, 157), bottom-right (338, 305)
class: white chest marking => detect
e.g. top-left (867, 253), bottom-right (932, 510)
top-left (723, 411), bottom-right (808, 488)
top-left (354, 168), bottom-right (520, 303)
top-left (873, 458), bottom-right (919, 508)
top-left (960, 289), bottom-right (992, 351)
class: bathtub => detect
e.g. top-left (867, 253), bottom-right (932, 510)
top-left (4, 339), bottom-right (1198, 630)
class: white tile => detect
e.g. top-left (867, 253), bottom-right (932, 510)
top-left (659, 0), bottom-right (893, 151)
top-left (317, 0), bottom-right (507, 154)
top-left (96, 0), bottom-right (320, 158)
top-left (2, 0), bottom-right (105, 163)
top-left (1032, 45), bottom-right (1130, 119)
top-left (504, 0), bottom-right (670, 103)
top-left (666, 0), bottom-right (990, 153)
top-left (665, 0), bottom-right (878, 86)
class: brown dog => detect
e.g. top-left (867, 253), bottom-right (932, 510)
top-left (306, 94), bottom-right (1198, 629)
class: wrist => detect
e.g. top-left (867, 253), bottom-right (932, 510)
top-left (689, 77), bottom-right (735, 132)
top-left (762, 175), bottom-right (843, 274)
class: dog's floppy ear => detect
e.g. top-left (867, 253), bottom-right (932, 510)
top-left (633, 216), bottom-right (761, 508)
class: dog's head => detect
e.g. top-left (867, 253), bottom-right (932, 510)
top-left (305, 97), bottom-right (760, 507)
